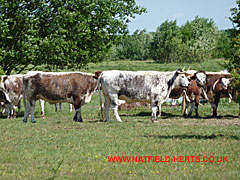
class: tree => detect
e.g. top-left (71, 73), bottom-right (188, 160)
top-left (112, 29), bottom-right (153, 60)
top-left (0, 0), bottom-right (146, 74)
top-left (227, 0), bottom-right (240, 101)
top-left (181, 16), bottom-right (219, 62)
top-left (214, 30), bottom-right (233, 59)
top-left (152, 20), bottom-right (183, 63)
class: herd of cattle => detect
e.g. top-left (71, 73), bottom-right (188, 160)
top-left (0, 69), bottom-right (239, 123)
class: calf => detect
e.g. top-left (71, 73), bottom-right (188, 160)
top-left (98, 69), bottom-right (190, 122)
top-left (0, 75), bottom-right (24, 118)
top-left (23, 71), bottom-right (101, 123)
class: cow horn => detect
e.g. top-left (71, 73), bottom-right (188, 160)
top-left (182, 67), bottom-right (185, 71)
top-left (228, 92), bottom-right (233, 99)
top-left (213, 79), bottom-right (220, 91)
top-left (187, 66), bottom-right (190, 71)
top-left (202, 89), bottom-right (208, 100)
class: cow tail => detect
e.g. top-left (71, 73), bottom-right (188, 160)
top-left (22, 78), bottom-right (27, 110)
top-left (182, 94), bottom-right (186, 115)
top-left (97, 75), bottom-right (104, 120)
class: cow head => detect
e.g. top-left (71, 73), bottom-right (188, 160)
top-left (94, 71), bottom-right (102, 79)
top-left (213, 77), bottom-right (231, 91)
top-left (0, 75), bottom-right (11, 102)
top-left (194, 71), bottom-right (207, 87)
top-left (0, 76), bottom-right (7, 89)
top-left (220, 77), bottom-right (231, 90)
top-left (172, 69), bottom-right (190, 88)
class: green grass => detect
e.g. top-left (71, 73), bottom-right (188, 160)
top-left (0, 59), bottom-right (239, 180)
top-left (81, 58), bottom-right (227, 73)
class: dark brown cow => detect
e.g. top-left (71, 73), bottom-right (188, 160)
top-left (23, 71), bottom-right (102, 123)
top-left (206, 74), bottom-right (239, 117)
top-left (0, 75), bottom-right (23, 118)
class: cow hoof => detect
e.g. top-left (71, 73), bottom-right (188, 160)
top-left (117, 120), bottom-right (123, 123)
top-left (76, 118), bottom-right (83, 122)
top-left (151, 120), bottom-right (158, 123)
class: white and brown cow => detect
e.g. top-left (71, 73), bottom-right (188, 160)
top-left (23, 71), bottom-right (102, 123)
top-left (0, 74), bottom-right (24, 118)
top-left (206, 74), bottom-right (240, 117)
top-left (98, 69), bottom-right (190, 122)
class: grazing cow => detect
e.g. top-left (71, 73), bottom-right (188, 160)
top-left (206, 74), bottom-right (239, 117)
top-left (23, 71), bottom-right (102, 123)
top-left (98, 69), bottom-right (190, 122)
top-left (0, 75), bottom-right (24, 118)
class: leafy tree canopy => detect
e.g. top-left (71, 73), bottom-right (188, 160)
top-left (227, 0), bottom-right (240, 101)
top-left (0, 0), bottom-right (146, 74)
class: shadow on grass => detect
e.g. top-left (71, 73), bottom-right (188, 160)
top-left (145, 134), bottom-right (239, 140)
top-left (202, 115), bottom-right (240, 119)
top-left (134, 111), bottom-right (182, 119)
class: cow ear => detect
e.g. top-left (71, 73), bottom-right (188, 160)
top-left (94, 71), bottom-right (102, 79)
top-left (175, 71), bottom-right (179, 76)
top-left (1, 76), bottom-right (8, 82)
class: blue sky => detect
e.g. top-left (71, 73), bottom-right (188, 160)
top-left (128, 0), bottom-right (237, 33)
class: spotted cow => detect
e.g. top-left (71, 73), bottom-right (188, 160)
top-left (0, 74), bottom-right (24, 118)
top-left (98, 69), bottom-right (190, 122)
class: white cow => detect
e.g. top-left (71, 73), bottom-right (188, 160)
top-left (98, 69), bottom-right (190, 122)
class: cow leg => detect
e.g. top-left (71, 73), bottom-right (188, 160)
top-left (23, 101), bottom-right (30, 123)
top-left (39, 99), bottom-right (45, 119)
top-left (157, 105), bottom-right (161, 117)
top-left (30, 100), bottom-right (36, 123)
top-left (111, 104), bottom-right (122, 122)
top-left (188, 102), bottom-right (195, 116)
top-left (59, 103), bottom-right (62, 112)
top-left (183, 101), bottom-right (189, 117)
top-left (195, 96), bottom-right (200, 118)
top-left (17, 99), bottom-right (21, 115)
top-left (151, 105), bottom-right (158, 123)
top-left (6, 105), bottom-right (11, 119)
top-left (104, 96), bottom-right (111, 122)
top-left (12, 105), bottom-right (17, 118)
top-left (69, 104), bottom-right (73, 112)
top-left (194, 103), bottom-right (199, 118)
top-left (55, 104), bottom-right (58, 112)
top-left (73, 107), bottom-right (83, 122)
top-left (212, 94), bottom-right (220, 117)
top-left (184, 101), bottom-right (189, 117)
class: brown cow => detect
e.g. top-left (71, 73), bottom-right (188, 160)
top-left (206, 74), bottom-right (239, 117)
top-left (0, 74), bottom-right (24, 118)
top-left (23, 71), bottom-right (102, 123)
top-left (168, 71), bottom-right (207, 118)
top-left (183, 79), bottom-right (208, 117)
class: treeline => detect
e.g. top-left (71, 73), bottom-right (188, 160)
top-left (109, 16), bottom-right (233, 63)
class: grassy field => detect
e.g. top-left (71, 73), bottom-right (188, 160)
top-left (0, 59), bottom-right (239, 180)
